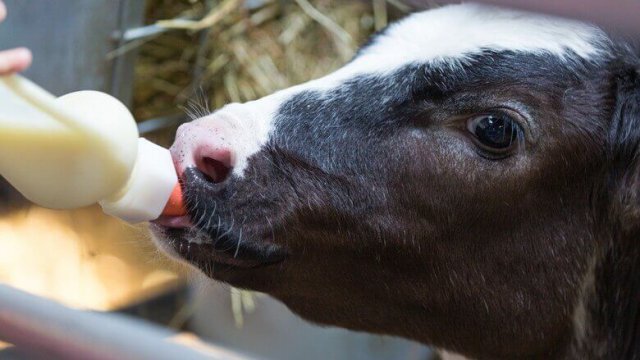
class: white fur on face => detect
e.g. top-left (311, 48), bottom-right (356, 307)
top-left (212, 3), bottom-right (607, 177)
top-left (322, 3), bottom-right (605, 85)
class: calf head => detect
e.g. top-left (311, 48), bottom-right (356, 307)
top-left (151, 4), bottom-right (640, 359)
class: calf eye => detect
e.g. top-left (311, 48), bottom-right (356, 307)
top-left (467, 113), bottom-right (523, 154)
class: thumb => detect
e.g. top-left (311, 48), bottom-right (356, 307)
top-left (0, 47), bottom-right (32, 75)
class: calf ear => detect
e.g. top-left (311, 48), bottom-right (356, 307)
top-left (608, 64), bottom-right (640, 228)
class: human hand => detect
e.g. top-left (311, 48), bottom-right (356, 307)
top-left (0, 0), bottom-right (31, 75)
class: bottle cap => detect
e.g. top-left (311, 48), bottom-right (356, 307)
top-left (99, 138), bottom-right (178, 223)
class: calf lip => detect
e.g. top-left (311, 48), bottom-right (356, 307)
top-left (172, 238), bottom-right (286, 269)
top-left (150, 224), bottom-right (288, 269)
top-left (153, 214), bottom-right (193, 228)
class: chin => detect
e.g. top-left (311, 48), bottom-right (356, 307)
top-left (148, 220), bottom-right (288, 290)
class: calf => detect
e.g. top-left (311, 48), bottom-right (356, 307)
top-left (151, 4), bottom-right (640, 359)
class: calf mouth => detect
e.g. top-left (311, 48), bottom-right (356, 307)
top-left (149, 225), bottom-right (286, 270)
top-left (150, 170), bottom-right (287, 271)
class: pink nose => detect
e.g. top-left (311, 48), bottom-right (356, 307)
top-left (170, 120), bottom-right (234, 183)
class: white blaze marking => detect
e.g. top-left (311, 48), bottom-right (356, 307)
top-left (217, 3), bottom-right (607, 177)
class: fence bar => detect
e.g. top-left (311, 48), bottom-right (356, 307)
top-left (0, 284), bottom-right (254, 360)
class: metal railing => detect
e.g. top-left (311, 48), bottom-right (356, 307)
top-left (0, 284), bottom-right (255, 360)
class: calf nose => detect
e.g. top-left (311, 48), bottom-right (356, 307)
top-left (171, 120), bottom-right (234, 184)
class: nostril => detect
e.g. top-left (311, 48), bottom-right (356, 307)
top-left (200, 156), bottom-right (232, 183)
top-left (193, 146), bottom-right (233, 184)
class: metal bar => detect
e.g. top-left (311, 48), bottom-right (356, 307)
top-left (138, 113), bottom-right (186, 135)
top-left (113, 16), bottom-right (196, 43)
top-left (0, 0), bottom-right (124, 96)
top-left (107, 0), bottom-right (146, 106)
top-left (0, 284), bottom-right (254, 360)
top-left (120, 23), bottom-right (172, 42)
top-left (114, 0), bottom-right (270, 44)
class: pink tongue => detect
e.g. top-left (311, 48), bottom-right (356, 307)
top-left (154, 215), bottom-right (192, 228)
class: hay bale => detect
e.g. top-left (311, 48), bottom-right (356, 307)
top-left (133, 0), bottom-right (411, 145)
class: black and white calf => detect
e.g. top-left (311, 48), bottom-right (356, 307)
top-left (151, 3), bottom-right (640, 359)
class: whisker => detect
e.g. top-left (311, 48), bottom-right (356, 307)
top-left (217, 217), bottom-right (235, 241)
top-left (234, 226), bottom-right (243, 258)
top-left (266, 217), bottom-right (275, 243)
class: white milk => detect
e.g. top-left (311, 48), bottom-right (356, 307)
top-left (0, 75), bottom-right (177, 223)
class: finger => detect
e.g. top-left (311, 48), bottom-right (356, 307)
top-left (0, 1), bottom-right (6, 22)
top-left (0, 47), bottom-right (32, 75)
